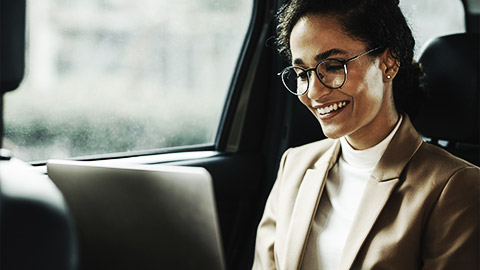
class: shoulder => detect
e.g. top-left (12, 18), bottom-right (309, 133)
top-left (270, 138), bottom-right (336, 190)
top-left (283, 138), bottom-right (336, 164)
top-left (403, 141), bottom-right (479, 198)
top-left (275, 138), bottom-right (337, 192)
top-left (413, 142), bottom-right (479, 176)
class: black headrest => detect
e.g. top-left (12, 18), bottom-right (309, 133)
top-left (0, 0), bottom-right (26, 93)
top-left (414, 33), bottom-right (479, 144)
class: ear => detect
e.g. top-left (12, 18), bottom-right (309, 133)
top-left (380, 48), bottom-right (400, 82)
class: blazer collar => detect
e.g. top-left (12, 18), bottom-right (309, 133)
top-left (282, 140), bottom-right (341, 270)
top-left (339, 114), bottom-right (424, 269)
top-left (373, 114), bottom-right (423, 181)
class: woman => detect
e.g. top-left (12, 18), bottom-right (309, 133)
top-left (252, 0), bottom-right (479, 269)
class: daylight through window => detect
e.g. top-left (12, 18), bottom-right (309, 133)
top-left (3, 0), bottom-right (253, 162)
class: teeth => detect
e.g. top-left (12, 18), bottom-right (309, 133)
top-left (318, 101), bottom-right (347, 115)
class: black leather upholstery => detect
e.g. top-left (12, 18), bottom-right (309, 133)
top-left (414, 33), bottom-right (479, 165)
top-left (0, 0), bottom-right (26, 93)
top-left (0, 154), bottom-right (78, 270)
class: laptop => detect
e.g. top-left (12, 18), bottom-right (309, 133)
top-left (47, 159), bottom-right (226, 270)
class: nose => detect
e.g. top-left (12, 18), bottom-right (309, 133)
top-left (307, 71), bottom-right (331, 100)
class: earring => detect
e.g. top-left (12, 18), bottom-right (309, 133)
top-left (387, 75), bottom-right (392, 79)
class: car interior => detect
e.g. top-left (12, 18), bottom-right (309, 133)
top-left (0, 0), bottom-right (478, 269)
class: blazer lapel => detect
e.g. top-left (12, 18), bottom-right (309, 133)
top-left (338, 176), bottom-right (400, 269)
top-left (339, 115), bottom-right (423, 269)
top-left (282, 140), bottom-right (341, 270)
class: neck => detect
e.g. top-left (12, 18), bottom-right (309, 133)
top-left (346, 111), bottom-right (400, 150)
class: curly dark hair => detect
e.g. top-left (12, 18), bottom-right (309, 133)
top-left (276, 0), bottom-right (425, 118)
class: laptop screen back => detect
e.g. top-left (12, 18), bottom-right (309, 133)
top-left (47, 160), bottom-right (225, 270)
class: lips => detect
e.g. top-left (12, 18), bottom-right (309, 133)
top-left (317, 101), bottom-right (348, 115)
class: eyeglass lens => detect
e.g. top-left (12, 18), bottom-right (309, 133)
top-left (281, 59), bottom-right (346, 95)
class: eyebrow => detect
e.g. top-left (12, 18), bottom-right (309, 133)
top-left (292, 48), bottom-right (348, 65)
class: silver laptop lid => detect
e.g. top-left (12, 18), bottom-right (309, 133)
top-left (47, 159), bottom-right (225, 270)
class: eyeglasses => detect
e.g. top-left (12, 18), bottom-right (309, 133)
top-left (278, 47), bottom-right (381, 96)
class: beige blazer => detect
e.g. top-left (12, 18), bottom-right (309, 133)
top-left (252, 115), bottom-right (479, 270)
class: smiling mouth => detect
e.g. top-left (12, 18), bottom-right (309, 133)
top-left (317, 101), bottom-right (348, 115)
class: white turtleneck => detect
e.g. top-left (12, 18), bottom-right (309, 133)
top-left (301, 116), bottom-right (403, 270)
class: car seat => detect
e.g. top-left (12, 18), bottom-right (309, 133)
top-left (0, 0), bottom-right (78, 268)
top-left (0, 151), bottom-right (78, 270)
top-left (414, 33), bottom-right (479, 166)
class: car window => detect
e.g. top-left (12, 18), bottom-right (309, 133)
top-left (399, 0), bottom-right (466, 59)
top-left (3, 0), bottom-right (253, 162)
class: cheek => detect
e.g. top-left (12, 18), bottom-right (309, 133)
top-left (298, 95), bottom-right (308, 108)
top-left (364, 75), bottom-right (386, 109)
top-left (298, 95), bottom-right (316, 114)
top-left (298, 95), bottom-right (308, 106)
top-left (351, 68), bottom-right (384, 111)
top-left (298, 95), bottom-right (322, 124)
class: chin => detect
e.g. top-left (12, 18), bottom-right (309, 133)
top-left (322, 132), bottom-right (343, 140)
top-left (319, 125), bottom-right (345, 139)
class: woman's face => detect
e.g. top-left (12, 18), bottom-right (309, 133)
top-left (289, 15), bottom-right (398, 149)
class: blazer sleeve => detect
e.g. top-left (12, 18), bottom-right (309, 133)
top-left (421, 166), bottom-right (480, 270)
top-left (252, 149), bottom-right (290, 270)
